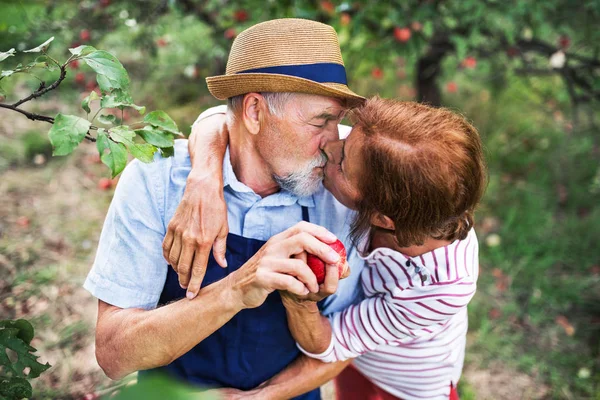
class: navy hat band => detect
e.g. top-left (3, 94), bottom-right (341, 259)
top-left (237, 62), bottom-right (348, 85)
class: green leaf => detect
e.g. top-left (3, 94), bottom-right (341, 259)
top-left (82, 50), bottom-right (130, 91)
top-left (100, 89), bottom-right (145, 113)
top-left (81, 90), bottom-right (101, 114)
top-left (48, 113), bottom-right (91, 156)
top-left (98, 114), bottom-right (117, 125)
top-left (0, 376), bottom-right (32, 399)
top-left (69, 45), bottom-right (96, 57)
top-left (143, 111), bottom-right (179, 134)
top-left (0, 48), bottom-right (16, 62)
top-left (1, 70), bottom-right (14, 78)
top-left (0, 320), bottom-right (34, 344)
top-left (23, 37), bottom-right (55, 53)
top-left (160, 146), bottom-right (175, 157)
top-left (129, 143), bottom-right (157, 163)
top-left (109, 125), bottom-right (136, 144)
top-left (136, 126), bottom-right (175, 148)
top-left (0, 323), bottom-right (51, 380)
top-left (97, 130), bottom-right (128, 178)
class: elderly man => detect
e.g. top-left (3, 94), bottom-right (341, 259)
top-left (84, 19), bottom-right (365, 399)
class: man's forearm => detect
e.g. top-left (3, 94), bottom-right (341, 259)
top-left (251, 355), bottom-right (351, 400)
top-left (96, 275), bottom-right (242, 380)
top-left (281, 296), bottom-right (333, 354)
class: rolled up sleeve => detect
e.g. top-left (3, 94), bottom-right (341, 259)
top-left (84, 159), bottom-right (168, 310)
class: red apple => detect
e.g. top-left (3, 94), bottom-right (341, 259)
top-left (98, 178), bottom-right (112, 190)
top-left (99, 0), bottom-right (110, 7)
top-left (224, 28), bottom-right (237, 40)
top-left (371, 67), bottom-right (383, 79)
top-left (80, 29), bottom-right (91, 42)
top-left (446, 81), bottom-right (458, 93)
top-left (69, 60), bottom-right (80, 70)
top-left (558, 35), bottom-right (570, 49)
top-left (340, 13), bottom-right (351, 26)
top-left (320, 1), bottom-right (335, 14)
top-left (234, 9), bottom-right (249, 22)
top-left (394, 27), bottom-right (411, 42)
top-left (306, 239), bottom-right (349, 284)
top-left (156, 38), bottom-right (168, 47)
top-left (85, 80), bottom-right (97, 92)
top-left (462, 56), bottom-right (477, 69)
top-left (75, 72), bottom-right (85, 84)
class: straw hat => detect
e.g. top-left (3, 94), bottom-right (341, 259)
top-left (206, 18), bottom-right (365, 106)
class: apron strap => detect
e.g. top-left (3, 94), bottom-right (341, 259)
top-left (301, 206), bottom-right (310, 223)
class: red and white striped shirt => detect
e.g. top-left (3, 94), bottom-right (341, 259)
top-left (300, 229), bottom-right (480, 400)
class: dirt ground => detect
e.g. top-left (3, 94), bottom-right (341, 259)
top-left (0, 109), bottom-right (549, 399)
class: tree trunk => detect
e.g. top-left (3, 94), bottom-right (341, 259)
top-left (416, 33), bottom-right (455, 107)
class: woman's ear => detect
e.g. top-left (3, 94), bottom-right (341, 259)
top-left (370, 212), bottom-right (395, 231)
top-left (241, 93), bottom-right (263, 135)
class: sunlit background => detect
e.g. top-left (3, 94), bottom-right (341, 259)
top-left (1, 1), bottom-right (599, 399)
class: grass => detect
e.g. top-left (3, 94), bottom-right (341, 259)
top-left (454, 74), bottom-right (600, 398)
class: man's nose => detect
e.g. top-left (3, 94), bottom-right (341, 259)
top-left (319, 125), bottom-right (340, 149)
top-left (323, 140), bottom-right (341, 164)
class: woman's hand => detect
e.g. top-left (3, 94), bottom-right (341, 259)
top-left (162, 112), bottom-right (229, 299)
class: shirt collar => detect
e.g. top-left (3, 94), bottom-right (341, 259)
top-left (223, 148), bottom-right (315, 208)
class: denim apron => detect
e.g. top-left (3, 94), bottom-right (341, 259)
top-left (141, 206), bottom-right (320, 399)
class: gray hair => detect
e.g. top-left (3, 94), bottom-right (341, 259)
top-left (227, 92), bottom-right (296, 123)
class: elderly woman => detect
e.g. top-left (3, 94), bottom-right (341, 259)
top-left (166, 97), bottom-right (486, 400)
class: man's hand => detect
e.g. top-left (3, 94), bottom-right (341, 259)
top-left (232, 222), bottom-right (341, 309)
top-left (162, 113), bottom-right (229, 299)
top-left (281, 250), bottom-right (351, 303)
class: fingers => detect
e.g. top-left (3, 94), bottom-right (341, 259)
top-left (285, 232), bottom-right (341, 265)
top-left (177, 240), bottom-right (196, 289)
top-left (186, 245), bottom-right (210, 298)
top-left (162, 228), bottom-right (175, 265)
top-left (186, 252), bottom-right (209, 299)
top-left (280, 221), bottom-right (338, 244)
top-left (213, 224), bottom-right (229, 269)
top-left (168, 233), bottom-right (183, 269)
top-left (340, 263), bottom-right (351, 280)
top-left (263, 271), bottom-right (310, 297)
top-left (320, 264), bottom-right (340, 296)
top-left (273, 258), bottom-right (319, 293)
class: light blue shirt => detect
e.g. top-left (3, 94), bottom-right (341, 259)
top-left (84, 139), bottom-right (364, 315)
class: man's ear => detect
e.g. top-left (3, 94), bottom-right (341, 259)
top-left (241, 93), bottom-right (264, 135)
top-left (370, 212), bottom-right (395, 231)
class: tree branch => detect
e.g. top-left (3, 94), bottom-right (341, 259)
top-left (0, 103), bottom-right (96, 142)
top-left (11, 62), bottom-right (67, 108)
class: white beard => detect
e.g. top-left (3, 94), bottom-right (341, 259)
top-left (273, 152), bottom-right (327, 197)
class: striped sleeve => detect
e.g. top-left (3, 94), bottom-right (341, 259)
top-left (298, 278), bottom-right (476, 362)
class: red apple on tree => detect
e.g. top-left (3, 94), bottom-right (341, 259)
top-left (234, 10), bottom-right (249, 22)
top-left (306, 239), bottom-right (349, 284)
top-left (340, 13), bottom-right (351, 26)
top-left (320, 1), bottom-right (335, 14)
top-left (462, 56), bottom-right (477, 69)
top-left (80, 29), bottom-right (91, 42)
top-left (75, 72), bottom-right (85, 84)
top-left (224, 28), bottom-right (237, 40)
top-left (69, 60), bottom-right (80, 70)
top-left (558, 35), bottom-right (570, 49)
top-left (446, 81), bottom-right (458, 93)
top-left (371, 67), bottom-right (384, 79)
top-left (394, 27), bottom-right (411, 42)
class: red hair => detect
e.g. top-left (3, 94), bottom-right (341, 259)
top-left (350, 97), bottom-right (487, 247)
